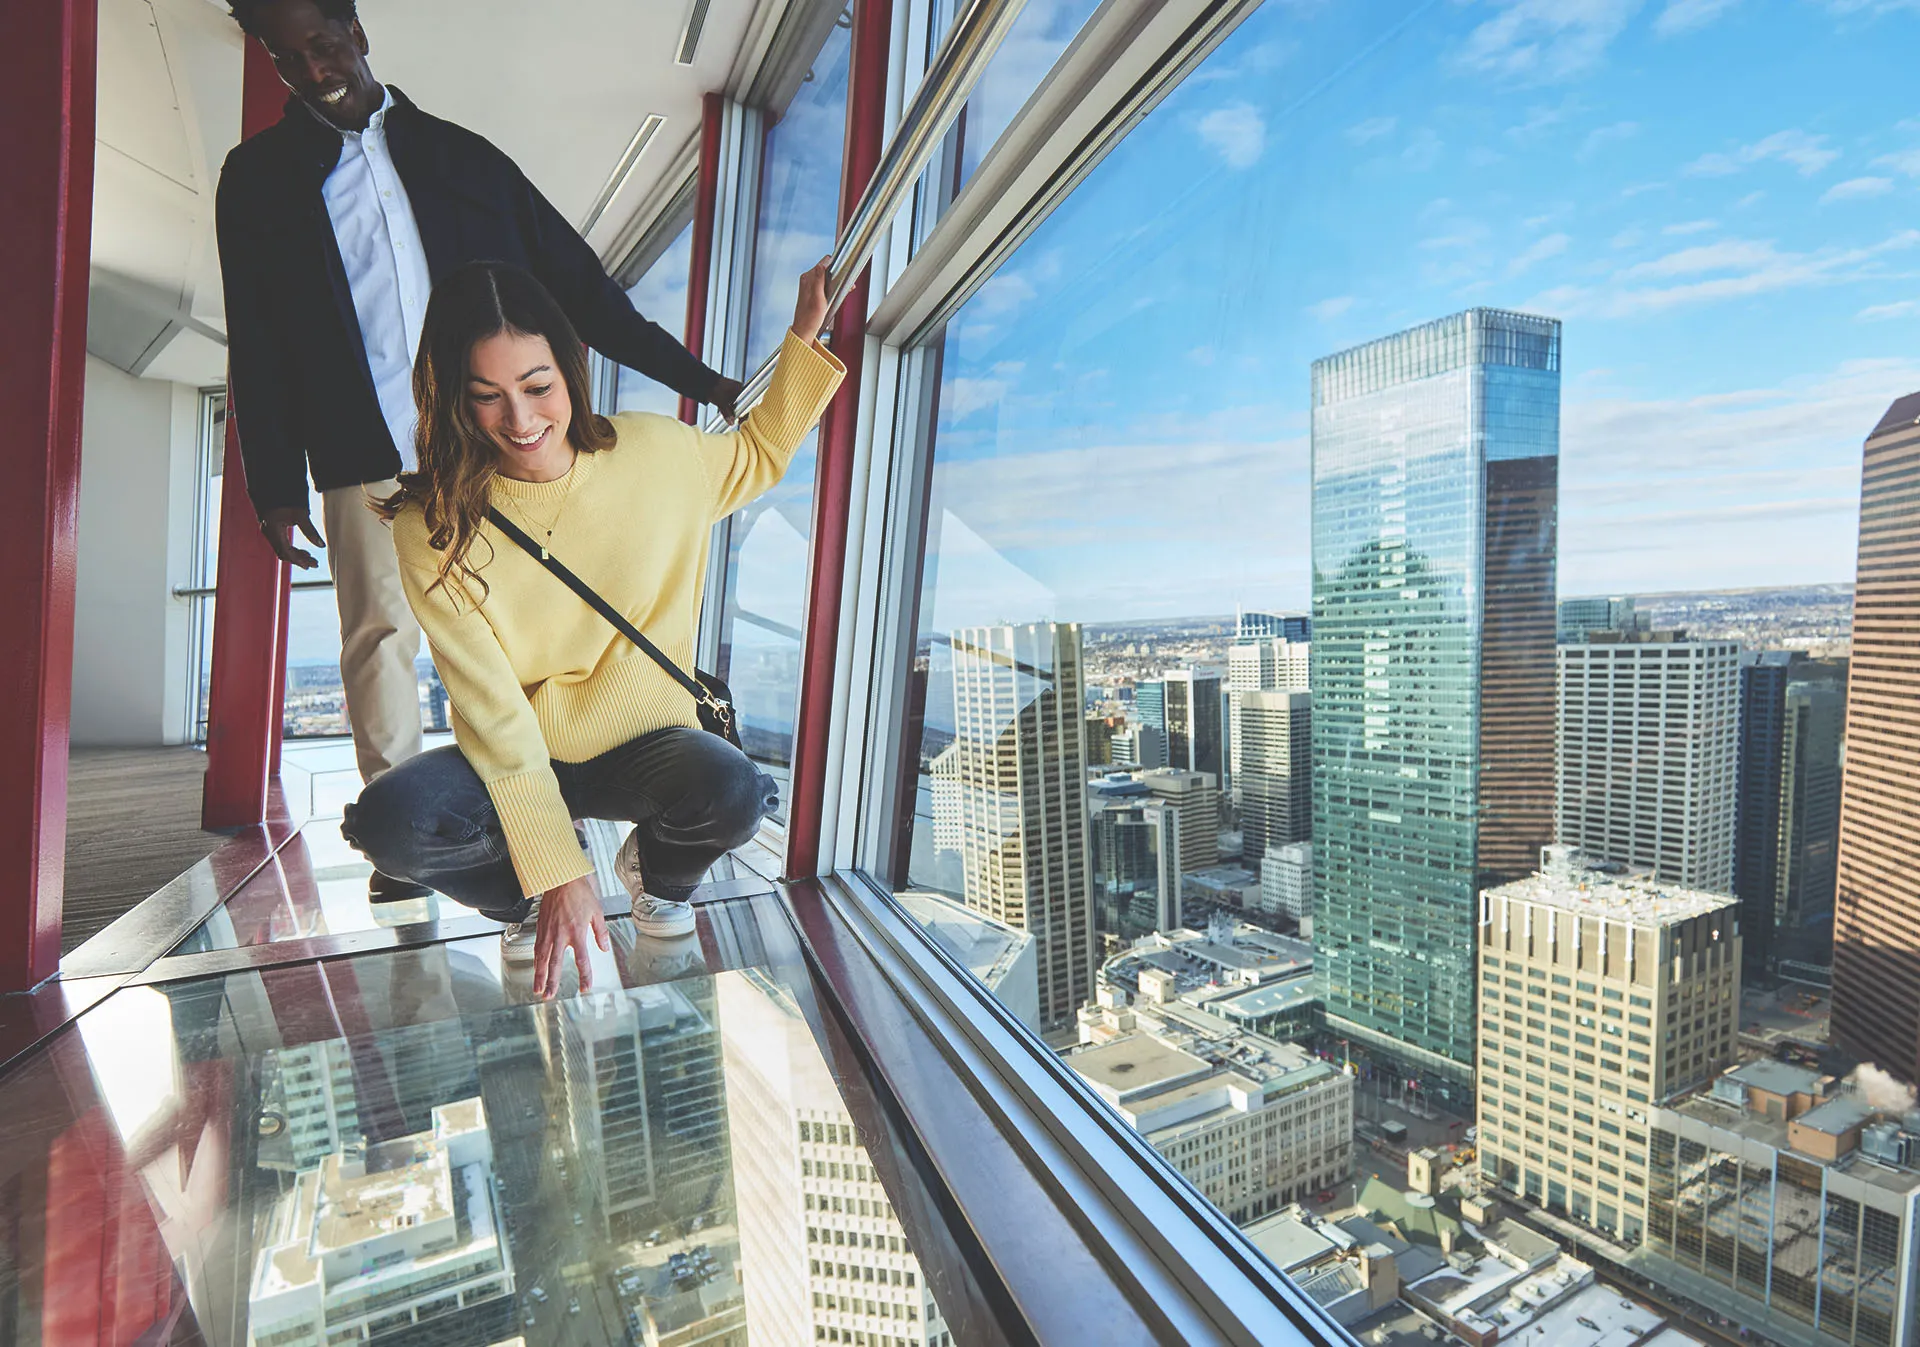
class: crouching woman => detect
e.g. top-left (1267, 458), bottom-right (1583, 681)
top-left (343, 257), bottom-right (840, 997)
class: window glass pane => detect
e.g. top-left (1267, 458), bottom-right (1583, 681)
top-left (617, 221), bottom-right (695, 418)
top-left (744, 18), bottom-right (851, 372)
top-left (718, 20), bottom-right (853, 809)
top-left (883, 0), bottom-right (1902, 1279)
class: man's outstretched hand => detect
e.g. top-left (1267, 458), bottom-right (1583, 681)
top-left (709, 376), bottom-right (745, 424)
top-left (259, 507), bottom-right (324, 569)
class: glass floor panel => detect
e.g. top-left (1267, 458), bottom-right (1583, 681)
top-left (174, 738), bottom-right (779, 957)
top-left (0, 893), bottom-right (964, 1346)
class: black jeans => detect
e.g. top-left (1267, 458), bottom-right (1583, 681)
top-left (340, 726), bottom-right (777, 922)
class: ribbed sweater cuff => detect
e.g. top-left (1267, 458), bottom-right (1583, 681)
top-left (757, 332), bottom-right (847, 440)
top-left (485, 769), bottom-right (593, 898)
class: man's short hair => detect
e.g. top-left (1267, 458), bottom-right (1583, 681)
top-left (228, 0), bottom-right (359, 36)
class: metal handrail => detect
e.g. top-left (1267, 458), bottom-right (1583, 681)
top-left (708, 0), bottom-right (1029, 429)
top-left (174, 579), bottom-right (337, 599)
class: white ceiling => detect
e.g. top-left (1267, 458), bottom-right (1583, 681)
top-left (90, 0), bottom-right (794, 383)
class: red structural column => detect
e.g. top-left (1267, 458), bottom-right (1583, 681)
top-left (786, 0), bottom-right (892, 878)
top-left (681, 93), bottom-right (727, 427)
top-left (202, 42), bottom-right (294, 830)
top-left (0, 0), bottom-right (97, 991)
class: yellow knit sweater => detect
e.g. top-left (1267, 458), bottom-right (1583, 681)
top-left (392, 330), bottom-right (845, 896)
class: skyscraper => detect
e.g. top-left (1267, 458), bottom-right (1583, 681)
top-left (1134, 679), bottom-right (1165, 733)
top-left (1238, 690), bottom-right (1311, 859)
top-left (719, 975), bottom-right (948, 1347)
top-left (1833, 391), bottom-right (1920, 1080)
top-left (1775, 675), bottom-right (1843, 975)
top-left (1227, 637), bottom-right (1309, 786)
top-left (1557, 630), bottom-right (1739, 893)
top-left (1162, 668), bottom-right (1224, 783)
top-left (1556, 595), bottom-right (1647, 645)
top-left (1237, 611), bottom-right (1312, 642)
top-left (1737, 653), bottom-right (1848, 980)
top-left (1734, 652), bottom-right (1797, 977)
top-left (1139, 765), bottom-right (1220, 876)
top-left (1311, 308), bottom-right (1560, 1097)
top-left (948, 622), bottom-right (1094, 1029)
top-left (1088, 775), bottom-right (1182, 957)
top-left (1476, 846), bottom-right (1740, 1240)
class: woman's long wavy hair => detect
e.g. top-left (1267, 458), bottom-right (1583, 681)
top-left (377, 262), bottom-right (614, 603)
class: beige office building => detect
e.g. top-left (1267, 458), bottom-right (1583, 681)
top-left (948, 622), bottom-right (1094, 1030)
top-left (1475, 846), bottom-right (1740, 1242)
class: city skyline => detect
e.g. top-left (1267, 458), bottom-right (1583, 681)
top-left (921, 0), bottom-right (1920, 633)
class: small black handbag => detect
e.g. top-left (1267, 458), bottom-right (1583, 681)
top-left (487, 507), bottom-right (742, 748)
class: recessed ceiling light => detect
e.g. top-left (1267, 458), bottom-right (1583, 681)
top-left (580, 114), bottom-right (666, 237)
top-left (676, 0), bottom-right (713, 66)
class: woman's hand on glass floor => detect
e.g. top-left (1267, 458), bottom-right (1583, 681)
top-left (791, 256), bottom-right (832, 346)
top-left (533, 873), bottom-right (610, 999)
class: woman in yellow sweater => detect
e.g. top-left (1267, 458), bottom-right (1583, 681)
top-left (341, 258), bottom-right (841, 997)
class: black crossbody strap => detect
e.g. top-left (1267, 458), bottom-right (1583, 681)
top-left (486, 506), bottom-right (718, 711)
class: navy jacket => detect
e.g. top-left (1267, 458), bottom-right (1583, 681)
top-left (216, 87), bottom-right (721, 514)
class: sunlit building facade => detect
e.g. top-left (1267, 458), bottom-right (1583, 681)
top-left (947, 622), bottom-right (1094, 1030)
top-left (1832, 392), bottom-right (1920, 1081)
top-left (1557, 630), bottom-right (1740, 894)
top-left (1311, 308), bottom-right (1561, 1095)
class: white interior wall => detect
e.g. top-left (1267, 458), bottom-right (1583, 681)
top-left (72, 356), bottom-right (202, 747)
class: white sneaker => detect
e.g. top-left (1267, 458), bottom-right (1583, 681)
top-left (615, 830), bottom-right (697, 937)
top-left (501, 898), bottom-right (542, 964)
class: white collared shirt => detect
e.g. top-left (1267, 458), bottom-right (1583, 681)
top-left (321, 86), bottom-right (432, 471)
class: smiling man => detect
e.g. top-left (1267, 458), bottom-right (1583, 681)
top-left (217, 0), bottom-right (741, 899)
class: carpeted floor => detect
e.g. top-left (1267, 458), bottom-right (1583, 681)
top-left (62, 746), bottom-right (226, 953)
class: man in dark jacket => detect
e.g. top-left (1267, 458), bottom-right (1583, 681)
top-left (219, 0), bottom-right (739, 896)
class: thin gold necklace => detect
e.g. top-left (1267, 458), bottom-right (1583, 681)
top-left (501, 456), bottom-right (578, 560)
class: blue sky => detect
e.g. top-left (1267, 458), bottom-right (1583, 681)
top-left (923, 0), bottom-right (1920, 629)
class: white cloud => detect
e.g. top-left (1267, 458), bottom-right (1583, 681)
top-left (1456, 0), bottom-right (1644, 84)
top-left (1653, 0), bottom-right (1741, 34)
top-left (1580, 121), bottom-right (1640, 158)
top-left (1402, 128), bottom-right (1444, 171)
top-left (1858, 299), bottom-right (1919, 320)
top-left (1529, 229), bottom-right (1920, 316)
top-left (1823, 176), bottom-right (1895, 203)
top-left (1617, 238), bottom-right (1776, 279)
top-left (1685, 128), bottom-right (1840, 177)
top-left (1557, 357), bottom-right (1920, 592)
top-left (1508, 232), bottom-right (1572, 275)
top-left (1611, 227), bottom-right (1645, 248)
top-left (1347, 116), bottom-right (1397, 144)
top-left (1195, 103), bottom-right (1267, 170)
top-left (1662, 219), bottom-right (1718, 235)
top-left (1308, 296), bottom-right (1355, 320)
top-left (1872, 147), bottom-right (1920, 177)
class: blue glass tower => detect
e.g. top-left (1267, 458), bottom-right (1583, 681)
top-left (1310, 309), bottom-right (1560, 1098)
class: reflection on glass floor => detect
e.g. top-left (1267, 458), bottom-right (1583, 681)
top-left (3, 893), bottom-right (962, 1346)
top-left (173, 739), bottom-right (781, 957)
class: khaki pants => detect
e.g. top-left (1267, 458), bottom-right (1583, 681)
top-left (321, 478), bottom-right (423, 784)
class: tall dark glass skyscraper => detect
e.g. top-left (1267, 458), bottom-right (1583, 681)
top-left (1311, 308), bottom-right (1560, 1097)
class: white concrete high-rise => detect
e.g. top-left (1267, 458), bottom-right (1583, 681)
top-left (719, 974), bottom-right (947, 1347)
top-left (1227, 639), bottom-right (1309, 785)
top-left (1238, 691), bottom-right (1311, 860)
top-left (1557, 631), bottom-right (1740, 892)
top-left (949, 622), bottom-right (1094, 1029)
top-left (1260, 842), bottom-right (1312, 924)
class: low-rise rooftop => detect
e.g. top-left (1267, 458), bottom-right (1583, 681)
top-left (1485, 846), bottom-right (1735, 925)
